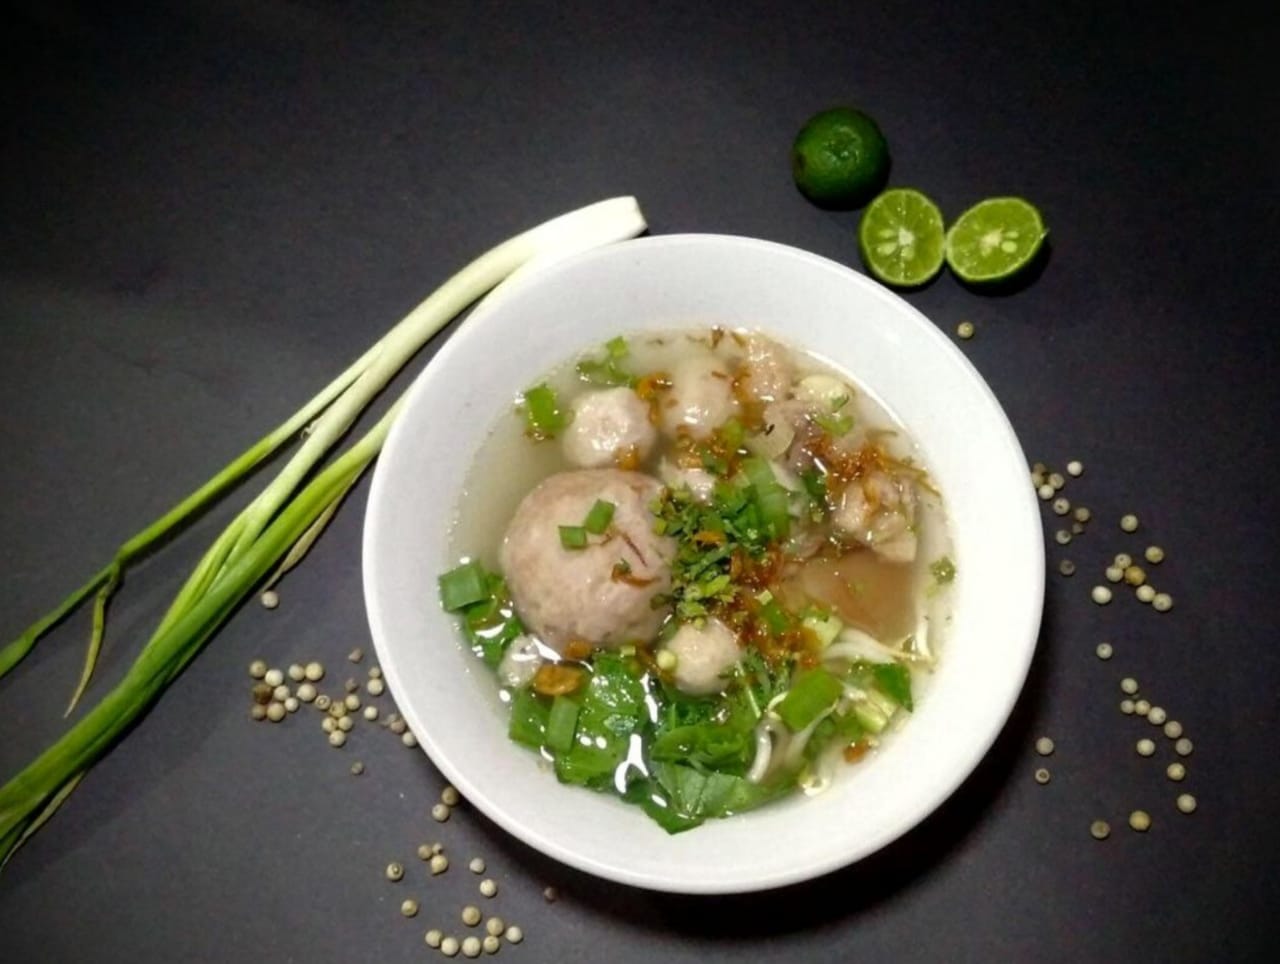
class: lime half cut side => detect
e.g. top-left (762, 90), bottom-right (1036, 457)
top-left (945, 197), bottom-right (1048, 283)
top-left (857, 188), bottom-right (946, 288)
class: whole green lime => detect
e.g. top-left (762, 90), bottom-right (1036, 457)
top-left (791, 107), bottom-right (890, 209)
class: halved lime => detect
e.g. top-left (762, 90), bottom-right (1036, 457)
top-left (857, 188), bottom-right (945, 287)
top-left (944, 197), bottom-right (1048, 283)
top-left (791, 107), bottom-right (890, 209)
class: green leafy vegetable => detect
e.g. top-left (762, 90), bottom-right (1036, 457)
top-left (649, 685), bottom-right (758, 773)
top-left (553, 653), bottom-right (647, 789)
top-left (648, 762), bottom-right (789, 829)
top-left (775, 667), bottom-right (843, 731)
top-left (872, 661), bottom-right (914, 712)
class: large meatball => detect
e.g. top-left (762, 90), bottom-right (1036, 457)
top-left (499, 469), bottom-right (675, 652)
top-left (660, 354), bottom-right (738, 440)
top-left (561, 387), bottom-right (657, 469)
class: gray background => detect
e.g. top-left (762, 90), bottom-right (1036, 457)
top-left (2, 1), bottom-right (1278, 962)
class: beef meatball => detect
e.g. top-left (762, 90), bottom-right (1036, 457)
top-left (561, 387), bottom-right (657, 469)
top-left (499, 469), bottom-right (675, 652)
top-left (660, 354), bottom-right (738, 440)
top-left (660, 618), bottom-right (741, 695)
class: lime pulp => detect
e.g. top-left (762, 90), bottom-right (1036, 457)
top-left (857, 188), bottom-right (945, 288)
top-left (944, 197), bottom-right (1048, 283)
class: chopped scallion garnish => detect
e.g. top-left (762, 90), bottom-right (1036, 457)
top-left (521, 383), bottom-right (568, 439)
top-left (583, 499), bottom-right (616, 534)
top-left (576, 336), bottom-right (634, 386)
top-left (545, 695), bottom-right (580, 753)
top-left (814, 412), bottom-right (854, 436)
top-left (559, 525), bottom-right (588, 550)
top-left (438, 561), bottom-right (490, 612)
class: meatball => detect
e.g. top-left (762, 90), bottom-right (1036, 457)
top-left (499, 469), bottom-right (675, 652)
top-left (561, 387), bottom-right (657, 469)
top-left (661, 618), bottom-right (741, 696)
top-left (658, 458), bottom-right (717, 503)
top-left (830, 470), bottom-right (918, 563)
top-left (660, 354), bottom-right (738, 440)
top-left (739, 334), bottom-right (794, 404)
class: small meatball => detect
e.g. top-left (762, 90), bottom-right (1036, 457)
top-left (499, 469), bottom-right (676, 652)
top-left (739, 335), bottom-right (793, 404)
top-left (658, 458), bottom-right (717, 503)
top-left (660, 354), bottom-right (738, 440)
top-left (830, 471), bottom-right (918, 563)
top-left (662, 619), bottom-right (741, 695)
top-left (561, 387), bottom-right (656, 468)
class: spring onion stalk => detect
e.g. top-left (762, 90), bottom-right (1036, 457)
top-left (0, 343), bottom-right (374, 698)
top-left (3, 195), bottom-right (645, 712)
top-left (0, 197), bottom-right (648, 869)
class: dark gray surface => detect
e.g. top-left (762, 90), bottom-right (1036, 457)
top-left (2, 1), bottom-right (1278, 961)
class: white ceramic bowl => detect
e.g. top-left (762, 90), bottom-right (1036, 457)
top-left (363, 234), bottom-right (1043, 894)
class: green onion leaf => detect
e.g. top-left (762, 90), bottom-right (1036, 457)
top-left (576, 336), bottom-right (634, 386)
top-left (521, 383), bottom-right (569, 439)
top-left (758, 597), bottom-right (791, 635)
top-left (558, 525), bottom-right (588, 550)
top-left (583, 499), bottom-right (616, 534)
top-left (545, 695), bottom-right (581, 753)
top-left (814, 412), bottom-right (854, 436)
top-left (438, 561), bottom-right (490, 612)
top-left (508, 689), bottom-right (551, 749)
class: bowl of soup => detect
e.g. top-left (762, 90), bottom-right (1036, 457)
top-left (362, 234), bottom-right (1044, 893)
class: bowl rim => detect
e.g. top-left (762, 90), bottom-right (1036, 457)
top-left (363, 232), bottom-right (1045, 893)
